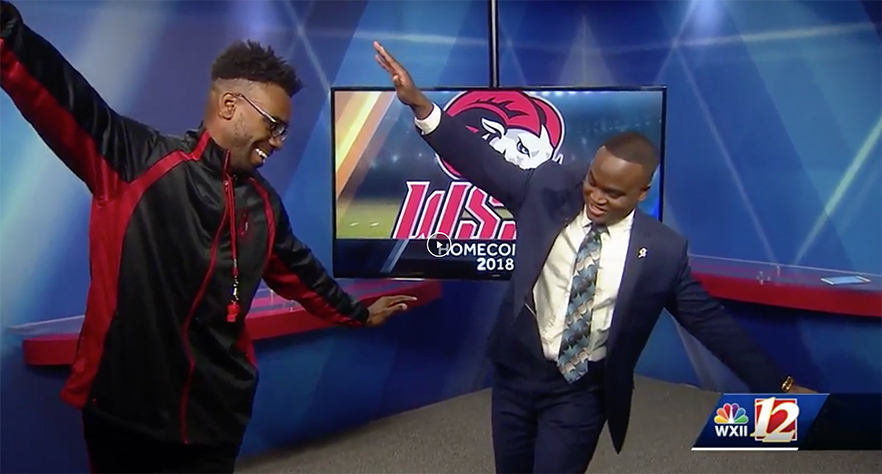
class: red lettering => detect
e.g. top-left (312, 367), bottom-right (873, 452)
top-left (392, 181), bottom-right (428, 239)
top-left (498, 221), bottom-right (517, 240)
top-left (434, 182), bottom-right (471, 237)
top-left (392, 181), bottom-right (443, 239)
top-left (456, 187), bottom-right (500, 239)
top-left (393, 181), bottom-right (518, 240)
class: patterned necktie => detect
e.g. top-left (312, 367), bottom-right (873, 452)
top-left (557, 223), bottom-right (605, 383)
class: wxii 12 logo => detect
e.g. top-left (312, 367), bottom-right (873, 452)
top-left (714, 398), bottom-right (799, 442)
top-left (691, 393), bottom-right (834, 451)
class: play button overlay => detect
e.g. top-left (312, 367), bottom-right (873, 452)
top-left (426, 232), bottom-right (451, 258)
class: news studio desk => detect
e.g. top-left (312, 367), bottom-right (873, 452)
top-left (9, 260), bottom-right (881, 471)
top-left (687, 254), bottom-right (881, 318)
top-left (10, 279), bottom-right (442, 366)
top-left (12, 256), bottom-right (880, 366)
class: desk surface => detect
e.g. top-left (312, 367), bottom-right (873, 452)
top-left (10, 279), bottom-right (443, 367)
top-left (689, 255), bottom-right (880, 318)
top-left (12, 257), bottom-right (880, 367)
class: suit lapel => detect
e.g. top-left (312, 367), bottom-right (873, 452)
top-left (607, 211), bottom-right (654, 351)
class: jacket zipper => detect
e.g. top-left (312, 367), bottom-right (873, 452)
top-left (179, 151), bottom-right (236, 444)
top-left (224, 163), bottom-right (241, 323)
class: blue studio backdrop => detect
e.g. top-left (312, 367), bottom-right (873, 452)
top-left (1, 1), bottom-right (879, 472)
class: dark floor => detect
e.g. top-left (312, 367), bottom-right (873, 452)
top-left (237, 376), bottom-right (881, 473)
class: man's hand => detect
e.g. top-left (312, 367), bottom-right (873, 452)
top-left (373, 41), bottom-right (434, 120)
top-left (365, 295), bottom-right (418, 327)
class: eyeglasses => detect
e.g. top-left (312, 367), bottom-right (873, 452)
top-left (235, 93), bottom-right (289, 141)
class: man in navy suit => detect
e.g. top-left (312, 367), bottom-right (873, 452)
top-left (373, 42), bottom-right (812, 474)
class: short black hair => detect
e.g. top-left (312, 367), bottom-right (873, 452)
top-left (210, 40), bottom-right (303, 97)
top-left (602, 131), bottom-right (658, 180)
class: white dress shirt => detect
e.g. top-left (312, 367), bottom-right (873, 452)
top-left (414, 103), bottom-right (632, 362)
top-left (414, 103), bottom-right (443, 136)
top-left (532, 208), bottom-right (633, 362)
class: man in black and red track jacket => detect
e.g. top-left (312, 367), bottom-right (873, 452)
top-left (0, 2), bottom-right (416, 472)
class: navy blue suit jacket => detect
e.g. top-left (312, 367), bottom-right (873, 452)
top-left (421, 110), bottom-right (788, 452)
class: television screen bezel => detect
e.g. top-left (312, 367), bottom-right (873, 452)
top-left (329, 85), bottom-right (668, 280)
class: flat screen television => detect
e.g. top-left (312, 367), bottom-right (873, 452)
top-left (331, 86), bottom-right (666, 280)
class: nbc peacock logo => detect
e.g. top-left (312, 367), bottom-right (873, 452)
top-left (713, 403), bottom-right (749, 437)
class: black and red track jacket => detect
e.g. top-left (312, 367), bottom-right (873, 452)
top-left (0, 2), bottom-right (369, 446)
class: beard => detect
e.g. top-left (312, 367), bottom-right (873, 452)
top-left (227, 124), bottom-right (258, 171)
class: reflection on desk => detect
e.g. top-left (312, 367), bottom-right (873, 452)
top-left (689, 255), bottom-right (881, 318)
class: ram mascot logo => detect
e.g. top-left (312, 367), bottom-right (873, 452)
top-left (435, 90), bottom-right (565, 179)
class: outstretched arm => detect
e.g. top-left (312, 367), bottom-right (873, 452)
top-left (263, 206), bottom-right (371, 327)
top-left (665, 245), bottom-right (791, 392)
top-left (414, 104), bottom-right (532, 214)
top-left (0, 1), bottom-right (159, 200)
top-left (261, 188), bottom-right (415, 327)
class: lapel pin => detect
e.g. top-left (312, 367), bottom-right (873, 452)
top-left (637, 247), bottom-right (647, 259)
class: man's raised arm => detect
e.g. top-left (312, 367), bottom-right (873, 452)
top-left (373, 41), bottom-right (531, 214)
top-left (413, 104), bottom-right (532, 214)
top-left (0, 1), bottom-right (159, 200)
